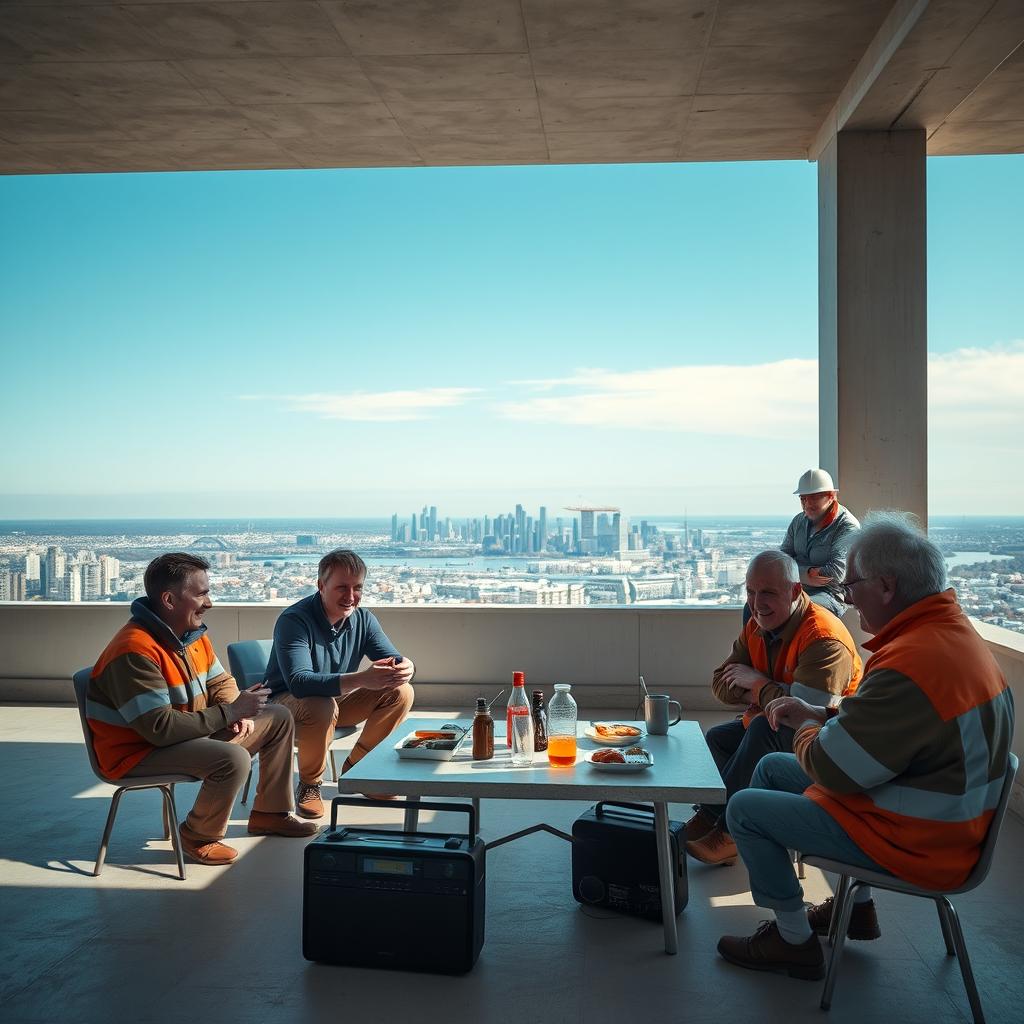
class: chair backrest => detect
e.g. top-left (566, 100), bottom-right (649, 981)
top-left (226, 639), bottom-right (274, 688)
top-left (73, 667), bottom-right (109, 782)
top-left (957, 751), bottom-right (1019, 894)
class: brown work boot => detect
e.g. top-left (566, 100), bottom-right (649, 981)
top-left (683, 807), bottom-right (719, 842)
top-left (179, 824), bottom-right (238, 866)
top-left (686, 822), bottom-right (739, 865)
top-left (717, 921), bottom-right (826, 981)
top-left (247, 811), bottom-right (320, 837)
top-left (807, 896), bottom-right (881, 940)
top-left (295, 782), bottom-right (324, 819)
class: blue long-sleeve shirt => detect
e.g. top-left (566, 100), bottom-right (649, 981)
top-left (264, 592), bottom-right (400, 699)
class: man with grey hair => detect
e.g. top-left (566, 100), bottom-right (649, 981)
top-left (686, 549), bottom-right (862, 865)
top-left (717, 512), bottom-right (1013, 982)
top-left (266, 549), bottom-right (415, 818)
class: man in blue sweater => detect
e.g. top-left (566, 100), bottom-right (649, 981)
top-left (266, 549), bottom-right (415, 817)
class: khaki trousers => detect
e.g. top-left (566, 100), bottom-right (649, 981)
top-left (125, 703), bottom-right (295, 841)
top-left (273, 683), bottom-right (415, 785)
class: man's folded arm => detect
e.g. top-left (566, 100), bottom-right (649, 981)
top-left (274, 615), bottom-right (342, 698)
top-left (105, 653), bottom-right (232, 747)
top-left (711, 635), bottom-right (754, 705)
top-left (787, 638), bottom-right (854, 707)
top-left (792, 669), bottom-right (941, 793)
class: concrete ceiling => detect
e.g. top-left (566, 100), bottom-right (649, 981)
top-left (1, 0), bottom-right (1022, 175)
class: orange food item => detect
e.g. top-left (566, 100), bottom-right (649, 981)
top-left (592, 749), bottom-right (625, 764)
top-left (595, 724), bottom-right (641, 738)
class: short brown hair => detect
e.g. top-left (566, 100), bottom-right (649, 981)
top-left (144, 552), bottom-right (210, 602)
top-left (318, 548), bottom-right (367, 583)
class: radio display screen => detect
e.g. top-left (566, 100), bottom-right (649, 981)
top-left (361, 857), bottom-right (415, 876)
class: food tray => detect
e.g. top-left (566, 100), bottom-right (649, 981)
top-left (394, 725), bottom-right (469, 761)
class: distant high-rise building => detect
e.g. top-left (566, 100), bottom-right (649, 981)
top-left (580, 510), bottom-right (595, 542)
top-left (538, 506), bottom-right (548, 551)
top-left (64, 566), bottom-right (81, 603)
top-left (411, 513), bottom-right (418, 541)
top-left (45, 546), bottom-right (65, 600)
top-left (391, 513), bottom-right (399, 541)
top-left (0, 568), bottom-right (10, 602)
top-left (81, 560), bottom-right (101, 601)
top-left (429, 505), bottom-right (438, 541)
top-left (9, 571), bottom-right (26, 601)
top-left (24, 551), bottom-right (40, 581)
top-left (99, 555), bottom-right (120, 596)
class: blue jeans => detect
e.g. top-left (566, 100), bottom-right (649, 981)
top-left (726, 752), bottom-right (889, 912)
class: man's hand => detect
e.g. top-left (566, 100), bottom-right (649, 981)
top-left (806, 566), bottom-right (834, 585)
top-left (226, 683), bottom-right (271, 723)
top-left (345, 658), bottom-right (415, 692)
top-left (230, 717), bottom-right (255, 739)
top-left (764, 696), bottom-right (827, 732)
top-left (718, 663), bottom-right (767, 693)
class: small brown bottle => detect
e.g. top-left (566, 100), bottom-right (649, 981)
top-left (472, 697), bottom-right (494, 760)
top-left (531, 690), bottom-right (549, 752)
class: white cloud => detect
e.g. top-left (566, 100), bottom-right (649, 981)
top-left (241, 387), bottom-right (479, 422)
top-left (496, 341), bottom-right (1024, 442)
top-left (499, 360), bottom-right (818, 438)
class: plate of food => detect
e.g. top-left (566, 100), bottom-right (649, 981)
top-left (585, 747), bottom-right (654, 772)
top-left (584, 722), bottom-right (645, 746)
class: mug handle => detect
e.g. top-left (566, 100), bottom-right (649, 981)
top-left (668, 700), bottom-right (682, 726)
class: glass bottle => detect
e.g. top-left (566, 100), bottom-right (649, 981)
top-left (531, 690), bottom-right (549, 752)
top-left (507, 671), bottom-right (534, 767)
top-left (472, 697), bottom-right (494, 760)
top-left (547, 683), bottom-right (578, 767)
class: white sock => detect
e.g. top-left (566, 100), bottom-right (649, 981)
top-left (853, 885), bottom-right (873, 904)
top-left (776, 908), bottom-right (813, 944)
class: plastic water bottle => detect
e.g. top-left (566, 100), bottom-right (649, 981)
top-left (507, 671), bottom-right (534, 767)
top-left (547, 683), bottom-right (578, 767)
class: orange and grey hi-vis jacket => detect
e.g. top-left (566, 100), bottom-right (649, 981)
top-left (87, 597), bottom-right (240, 778)
top-left (712, 592), bottom-right (863, 729)
top-left (795, 589), bottom-right (1015, 890)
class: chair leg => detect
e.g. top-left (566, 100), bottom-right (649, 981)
top-left (821, 878), bottom-right (860, 1011)
top-left (162, 785), bottom-right (186, 881)
top-left (162, 794), bottom-right (171, 840)
top-left (793, 849), bottom-right (806, 879)
top-left (94, 787), bottom-right (126, 877)
top-left (329, 749), bottom-right (339, 784)
top-left (472, 797), bottom-right (481, 832)
top-left (241, 765), bottom-right (253, 805)
top-left (942, 899), bottom-right (985, 1024)
top-left (828, 874), bottom-right (851, 947)
top-left (936, 897), bottom-right (956, 956)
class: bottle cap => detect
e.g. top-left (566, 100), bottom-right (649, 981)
top-left (532, 690), bottom-right (544, 701)
top-left (554, 682), bottom-right (571, 691)
top-left (476, 698), bottom-right (487, 711)
top-left (512, 671), bottom-right (525, 686)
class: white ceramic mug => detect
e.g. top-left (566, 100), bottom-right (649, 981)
top-left (644, 694), bottom-right (682, 735)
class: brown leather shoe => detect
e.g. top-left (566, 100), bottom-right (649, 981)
top-left (718, 921), bottom-right (826, 980)
top-left (807, 896), bottom-right (881, 940)
top-left (295, 782), bottom-right (324, 819)
top-left (247, 811), bottom-right (320, 837)
top-left (686, 822), bottom-right (738, 865)
top-left (683, 807), bottom-right (719, 842)
top-left (179, 824), bottom-right (238, 866)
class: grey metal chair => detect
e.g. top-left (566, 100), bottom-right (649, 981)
top-left (804, 752), bottom-right (1018, 1024)
top-left (227, 639), bottom-right (356, 803)
top-left (73, 668), bottom-right (196, 880)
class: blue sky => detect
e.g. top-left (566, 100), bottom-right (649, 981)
top-left (1, 156), bottom-right (1021, 517)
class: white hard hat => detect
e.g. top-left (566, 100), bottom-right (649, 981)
top-left (794, 468), bottom-right (836, 495)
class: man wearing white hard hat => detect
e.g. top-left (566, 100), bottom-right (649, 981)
top-left (780, 469), bottom-right (860, 617)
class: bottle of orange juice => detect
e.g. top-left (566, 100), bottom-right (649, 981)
top-left (547, 683), bottom-right (578, 767)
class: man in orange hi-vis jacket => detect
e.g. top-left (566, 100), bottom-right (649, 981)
top-left (717, 512), bottom-right (1013, 982)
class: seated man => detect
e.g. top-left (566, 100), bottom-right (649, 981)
top-left (687, 550), bottom-right (862, 865)
top-left (781, 468), bottom-right (860, 616)
top-left (88, 553), bottom-right (317, 866)
top-left (266, 548), bottom-right (415, 818)
top-left (718, 512), bottom-right (1014, 981)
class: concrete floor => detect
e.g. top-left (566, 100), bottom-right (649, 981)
top-left (1, 704), bottom-right (1021, 1024)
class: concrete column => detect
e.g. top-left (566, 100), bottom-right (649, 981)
top-left (818, 129), bottom-right (928, 526)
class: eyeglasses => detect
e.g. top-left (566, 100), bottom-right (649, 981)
top-left (841, 576), bottom-right (873, 601)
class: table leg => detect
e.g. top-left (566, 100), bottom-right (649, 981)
top-left (403, 795), bottom-right (421, 833)
top-left (654, 801), bottom-right (678, 955)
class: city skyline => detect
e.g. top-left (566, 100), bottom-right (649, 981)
top-left (2, 156), bottom-right (1022, 517)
